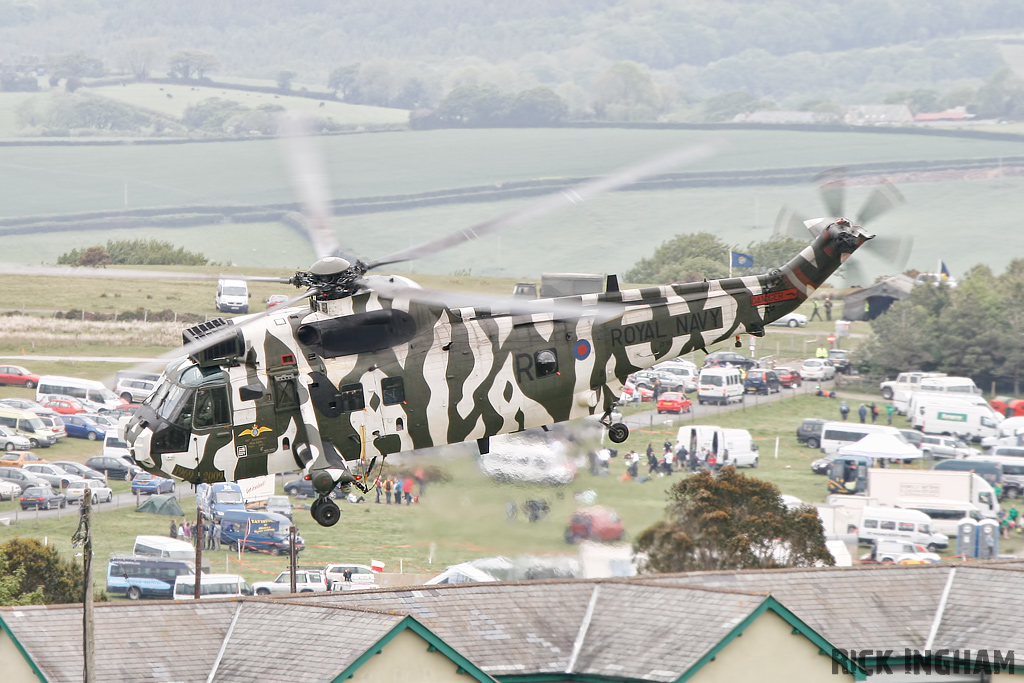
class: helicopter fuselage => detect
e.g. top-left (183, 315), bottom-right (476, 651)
top-left (124, 220), bottom-right (864, 486)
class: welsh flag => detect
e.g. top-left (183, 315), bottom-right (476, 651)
top-left (370, 559), bottom-right (385, 573)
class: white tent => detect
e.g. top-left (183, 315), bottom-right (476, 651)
top-left (837, 432), bottom-right (922, 461)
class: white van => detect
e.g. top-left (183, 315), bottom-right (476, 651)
top-left (36, 376), bottom-right (124, 412)
top-left (818, 422), bottom-right (908, 454)
top-left (894, 498), bottom-right (983, 536)
top-left (721, 428), bottom-right (759, 468)
top-left (677, 425), bottom-right (724, 460)
top-left (880, 371), bottom-right (946, 405)
top-left (696, 367), bottom-right (744, 405)
top-left (919, 404), bottom-right (999, 441)
top-left (173, 573), bottom-right (252, 600)
top-left (857, 506), bottom-right (948, 551)
top-left (133, 535), bottom-right (198, 561)
top-left (0, 406), bottom-right (56, 448)
top-left (894, 376), bottom-right (981, 414)
top-left (215, 279), bottom-right (250, 314)
top-left (908, 393), bottom-right (994, 427)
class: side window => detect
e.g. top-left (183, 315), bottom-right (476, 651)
top-left (864, 519), bottom-right (877, 528)
top-left (340, 384), bottom-right (365, 413)
top-left (193, 386), bottom-right (231, 429)
top-left (880, 520), bottom-right (896, 530)
top-left (0, 417), bottom-right (15, 428)
top-left (898, 522), bottom-right (914, 532)
top-left (535, 349), bottom-right (558, 378)
top-left (381, 377), bottom-right (405, 406)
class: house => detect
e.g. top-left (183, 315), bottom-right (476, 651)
top-left (844, 105), bottom-right (914, 126)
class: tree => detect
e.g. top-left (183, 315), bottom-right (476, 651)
top-left (744, 236), bottom-right (807, 272)
top-left (505, 87), bottom-right (567, 125)
top-left (78, 246), bottom-right (111, 267)
top-left (634, 467), bottom-right (833, 573)
top-left (48, 51), bottom-right (104, 79)
top-left (625, 232), bottom-right (730, 284)
top-left (167, 50), bottom-right (219, 80)
top-left (0, 539), bottom-right (83, 604)
top-left (327, 63), bottom-right (361, 100)
top-left (119, 38), bottom-right (164, 80)
top-left (702, 90), bottom-right (776, 122)
top-left (277, 70), bottom-right (297, 92)
top-left (0, 551), bottom-right (44, 606)
top-left (591, 61), bottom-right (660, 120)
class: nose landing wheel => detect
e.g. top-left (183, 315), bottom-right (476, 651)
top-left (607, 423), bottom-right (629, 444)
top-left (310, 496), bottom-right (341, 527)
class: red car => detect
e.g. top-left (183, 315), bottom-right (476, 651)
top-left (621, 384), bottom-right (654, 402)
top-left (0, 365), bottom-right (40, 388)
top-left (564, 506), bottom-right (625, 544)
top-left (39, 397), bottom-right (86, 415)
top-left (656, 392), bottom-right (692, 414)
top-left (774, 367), bottom-right (802, 388)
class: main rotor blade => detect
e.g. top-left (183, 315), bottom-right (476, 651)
top-left (0, 264), bottom-right (292, 283)
top-left (840, 259), bottom-right (870, 288)
top-left (871, 234), bottom-right (914, 272)
top-left (278, 114), bottom-right (340, 261)
top-left (856, 182), bottom-right (905, 226)
top-left (367, 138), bottom-right (728, 270)
top-left (815, 168), bottom-right (847, 218)
top-left (773, 206), bottom-right (810, 240)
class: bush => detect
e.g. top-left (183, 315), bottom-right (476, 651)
top-left (58, 239), bottom-right (209, 266)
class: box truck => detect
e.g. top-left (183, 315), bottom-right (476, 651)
top-left (865, 468), bottom-right (998, 517)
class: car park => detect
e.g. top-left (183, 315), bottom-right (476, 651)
top-left (796, 418), bottom-right (827, 449)
top-left (0, 426), bottom-right (32, 452)
top-left (774, 367), bottom-right (802, 388)
top-left (253, 569), bottom-right (329, 595)
top-left (38, 396), bottom-right (87, 415)
top-left (132, 472), bottom-right (175, 495)
top-left (799, 358), bottom-right (835, 381)
top-left (767, 311), bottom-right (807, 328)
top-left (87, 455), bottom-right (142, 481)
top-left (20, 485), bottom-right (66, 510)
top-left (0, 479), bottom-right (21, 500)
top-left (65, 480), bottom-right (113, 505)
top-left (743, 369), bottom-right (781, 395)
top-left (0, 466), bottom-right (50, 493)
top-left (0, 451), bottom-right (47, 468)
top-left (61, 414), bottom-right (107, 441)
top-left (0, 365), bottom-right (40, 388)
top-left (22, 463), bottom-right (87, 489)
top-left (656, 392), bottom-right (691, 414)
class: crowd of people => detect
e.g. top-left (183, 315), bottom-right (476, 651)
top-left (590, 440), bottom-right (723, 482)
top-left (169, 516), bottom-right (222, 550)
top-left (373, 473), bottom-right (425, 504)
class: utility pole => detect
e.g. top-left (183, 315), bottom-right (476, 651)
top-left (289, 525), bottom-right (297, 593)
top-left (73, 493), bottom-right (94, 683)
top-left (194, 498), bottom-right (204, 600)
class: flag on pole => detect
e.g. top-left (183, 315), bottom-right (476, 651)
top-left (370, 559), bottom-right (385, 573)
top-left (939, 260), bottom-right (950, 280)
top-left (731, 252), bottom-right (753, 268)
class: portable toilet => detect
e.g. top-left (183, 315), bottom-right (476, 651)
top-left (956, 518), bottom-right (978, 557)
top-left (977, 519), bottom-right (1000, 559)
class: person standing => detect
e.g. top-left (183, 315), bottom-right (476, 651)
top-left (824, 296), bottom-right (833, 321)
top-left (403, 477), bottom-right (414, 504)
top-left (839, 401), bottom-right (850, 421)
top-left (384, 478), bottom-right (393, 504)
top-left (170, 518), bottom-right (178, 539)
top-left (177, 518), bottom-right (186, 541)
top-left (394, 478), bottom-right (404, 504)
top-left (886, 404), bottom-right (895, 425)
top-left (374, 476), bottom-right (383, 504)
top-left (809, 299), bottom-right (822, 321)
top-left (664, 448), bottom-right (674, 475)
top-left (870, 403), bottom-right (879, 424)
top-left (206, 521), bottom-right (214, 550)
top-left (212, 520), bottom-right (222, 551)
top-left (858, 404), bottom-right (867, 423)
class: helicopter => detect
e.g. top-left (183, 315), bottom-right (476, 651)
top-left (4, 136), bottom-right (906, 527)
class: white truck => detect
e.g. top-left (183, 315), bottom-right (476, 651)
top-left (865, 468), bottom-right (998, 518)
top-left (907, 393), bottom-right (996, 428)
top-left (894, 376), bottom-right (981, 414)
top-left (879, 371), bottom-right (945, 406)
top-left (918, 403), bottom-right (1000, 442)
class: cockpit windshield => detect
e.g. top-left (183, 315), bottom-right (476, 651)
top-left (152, 360), bottom-right (227, 425)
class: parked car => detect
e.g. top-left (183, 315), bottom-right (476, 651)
top-left (899, 429), bottom-right (925, 449)
top-left (744, 369), bottom-right (781, 395)
top-left (0, 398), bottom-right (51, 414)
top-left (656, 392), bottom-right (692, 414)
top-left (114, 377), bottom-right (157, 404)
top-left (252, 569), bottom-right (329, 595)
top-left (266, 294), bottom-right (291, 309)
top-left (19, 485), bottom-right (66, 510)
top-left (132, 472), bottom-right (175, 495)
top-left (0, 365), bottom-right (40, 388)
top-left (564, 506), bottom-right (625, 544)
top-left (630, 369), bottom-right (686, 393)
top-left (620, 383), bottom-right (654, 402)
top-left (796, 418), bottom-right (827, 449)
top-left (65, 480), bottom-right (113, 505)
top-left (22, 463), bottom-right (87, 489)
top-left (0, 426), bottom-right (32, 452)
top-left (919, 435), bottom-right (975, 460)
top-left (0, 451), bottom-right (47, 468)
top-left (0, 479), bottom-right (20, 500)
top-left (774, 367), bottom-right (802, 388)
top-left (38, 396), bottom-right (87, 415)
top-left (86, 455), bottom-right (142, 481)
top-left (768, 312), bottom-right (807, 328)
top-left (85, 413), bottom-right (118, 428)
top-left (799, 358), bottom-right (836, 381)
top-left (61, 415), bottom-right (107, 441)
top-left (862, 539), bottom-right (941, 564)
top-left (828, 349), bottom-right (853, 375)
top-left (703, 351), bottom-right (759, 370)
top-left (324, 563), bottom-right (378, 589)
top-left (283, 477), bottom-right (342, 499)
top-left (0, 466), bottom-right (50, 493)
top-left (266, 495), bottom-right (293, 520)
top-left (37, 415), bottom-right (66, 441)
top-left (51, 461), bottom-right (107, 482)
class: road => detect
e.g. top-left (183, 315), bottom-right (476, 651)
top-left (0, 487), bottom-right (195, 525)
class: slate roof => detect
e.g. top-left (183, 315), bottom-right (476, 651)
top-left (932, 566), bottom-right (1024, 652)
top-left (3, 599), bottom-right (237, 683)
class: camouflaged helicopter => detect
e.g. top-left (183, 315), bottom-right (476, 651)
top-left (6, 139), bottom-right (909, 527)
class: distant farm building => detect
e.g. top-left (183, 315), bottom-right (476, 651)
top-left (844, 105), bottom-right (914, 126)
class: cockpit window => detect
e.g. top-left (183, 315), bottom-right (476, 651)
top-left (193, 386), bottom-right (231, 429)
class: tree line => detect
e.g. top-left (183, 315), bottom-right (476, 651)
top-left (624, 232), bottom-right (807, 284)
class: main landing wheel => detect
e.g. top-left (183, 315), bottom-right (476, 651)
top-left (608, 422), bottom-right (629, 444)
top-left (311, 496), bottom-right (341, 527)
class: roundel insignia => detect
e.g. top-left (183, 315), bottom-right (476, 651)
top-left (573, 339), bottom-right (592, 360)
